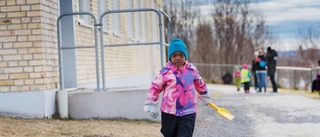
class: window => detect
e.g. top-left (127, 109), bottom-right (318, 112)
top-left (112, 0), bottom-right (120, 35)
top-left (134, 0), bottom-right (140, 41)
top-left (79, 0), bottom-right (91, 26)
top-left (99, 0), bottom-right (108, 31)
top-left (141, 0), bottom-right (146, 42)
top-left (127, 0), bottom-right (134, 38)
top-left (151, 1), bottom-right (158, 41)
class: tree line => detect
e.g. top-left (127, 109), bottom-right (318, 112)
top-left (163, 0), bottom-right (319, 67)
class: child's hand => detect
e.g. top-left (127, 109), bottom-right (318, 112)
top-left (144, 101), bottom-right (159, 119)
top-left (198, 91), bottom-right (212, 106)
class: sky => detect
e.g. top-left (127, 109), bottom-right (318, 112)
top-left (197, 0), bottom-right (320, 51)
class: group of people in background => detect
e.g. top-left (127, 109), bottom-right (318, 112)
top-left (234, 47), bottom-right (278, 93)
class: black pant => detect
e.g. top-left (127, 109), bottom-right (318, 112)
top-left (312, 79), bottom-right (319, 92)
top-left (243, 82), bottom-right (250, 91)
top-left (253, 73), bottom-right (258, 88)
top-left (161, 112), bottom-right (196, 137)
top-left (269, 75), bottom-right (277, 92)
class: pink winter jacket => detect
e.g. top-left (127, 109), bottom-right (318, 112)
top-left (146, 61), bottom-right (208, 116)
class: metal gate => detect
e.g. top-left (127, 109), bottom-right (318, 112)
top-left (57, 8), bottom-right (173, 91)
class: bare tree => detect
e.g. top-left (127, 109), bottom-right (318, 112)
top-left (212, 0), bottom-right (274, 65)
top-left (163, 0), bottom-right (200, 61)
top-left (194, 22), bottom-right (217, 63)
top-left (297, 23), bottom-right (320, 67)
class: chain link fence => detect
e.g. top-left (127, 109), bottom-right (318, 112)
top-left (194, 63), bottom-right (320, 91)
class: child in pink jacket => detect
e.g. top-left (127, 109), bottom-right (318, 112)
top-left (144, 38), bottom-right (212, 137)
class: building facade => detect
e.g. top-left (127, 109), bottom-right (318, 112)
top-left (0, 0), bottom-right (165, 118)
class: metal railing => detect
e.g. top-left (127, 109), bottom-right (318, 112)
top-left (194, 63), bottom-right (320, 91)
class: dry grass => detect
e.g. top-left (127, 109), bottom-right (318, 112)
top-left (1, 86), bottom-right (319, 137)
top-left (0, 116), bottom-right (162, 137)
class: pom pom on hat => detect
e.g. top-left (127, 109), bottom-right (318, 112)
top-left (242, 63), bottom-right (248, 69)
top-left (168, 38), bottom-right (188, 61)
top-left (254, 51), bottom-right (259, 56)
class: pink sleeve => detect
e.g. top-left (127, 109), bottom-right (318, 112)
top-left (194, 70), bottom-right (208, 95)
top-left (146, 73), bottom-right (165, 102)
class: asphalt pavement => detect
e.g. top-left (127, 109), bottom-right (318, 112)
top-left (193, 84), bottom-right (320, 137)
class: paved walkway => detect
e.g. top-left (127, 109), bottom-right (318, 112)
top-left (193, 84), bottom-right (320, 137)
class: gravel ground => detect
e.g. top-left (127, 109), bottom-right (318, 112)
top-left (1, 84), bottom-right (319, 137)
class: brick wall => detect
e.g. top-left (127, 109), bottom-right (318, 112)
top-left (0, 0), bottom-right (164, 92)
top-left (0, 0), bottom-right (59, 92)
top-left (74, 0), bottom-right (164, 85)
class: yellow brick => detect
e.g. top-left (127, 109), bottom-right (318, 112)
top-left (30, 85), bottom-right (45, 90)
top-left (7, 12), bottom-right (26, 18)
top-left (28, 23), bottom-right (41, 29)
top-left (0, 74), bottom-right (8, 80)
top-left (7, 0), bottom-right (16, 5)
top-left (14, 42), bottom-right (33, 48)
top-left (17, 0), bottom-right (26, 5)
top-left (27, 0), bottom-right (40, 4)
top-left (12, 85), bottom-right (31, 91)
top-left (32, 17), bottom-right (41, 23)
top-left (24, 67), bottom-right (33, 72)
top-left (28, 35), bottom-right (42, 41)
top-left (0, 25), bottom-right (7, 30)
top-left (34, 66), bottom-right (43, 72)
top-left (25, 79), bottom-right (34, 85)
top-left (21, 5), bottom-right (31, 11)
top-left (19, 61), bottom-right (29, 66)
top-left (10, 73), bottom-right (29, 79)
top-left (35, 79), bottom-right (44, 84)
top-left (18, 36), bottom-right (28, 41)
top-left (31, 5), bottom-right (40, 10)
top-left (8, 24), bottom-right (27, 29)
top-left (8, 61), bottom-right (18, 67)
top-left (0, 80), bottom-right (14, 86)
top-left (18, 49), bottom-right (28, 54)
top-left (0, 86), bottom-right (10, 92)
top-left (6, 67), bottom-right (23, 73)
top-left (29, 60), bottom-right (44, 66)
top-left (3, 55), bottom-right (22, 61)
top-left (11, 18), bottom-right (21, 23)
top-left (23, 55), bottom-right (32, 60)
top-left (0, 1), bottom-right (5, 6)
top-left (29, 72), bottom-right (42, 78)
top-left (27, 11), bottom-right (40, 17)
top-left (33, 54), bottom-right (44, 59)
top-left (12, 30), bottom-right (32, 35)
top-left (15, 80), bottom-right (24, 85)
top-left (28, 48), bottom-right (43, 53)
top-left (0, 13), bottom-right (6, 18)
top-left (32, 29), bottom-right (41, 34)
top-left (0, 49), bottom-right (17, 55)
top-left (32, 41), bottom-right (43, 47)
top-left (0, 30), bottom-right (11, 36)
top-left (3, 43), bottom-right (13, 48)
top-left (1, 6), bottom-right (20, 12)
top-left (22, 17), bottom-right (31, 23)
top-left (0, 36), bottom-right (17, 42)
top-left (0, 19), bottom-right (11, 24)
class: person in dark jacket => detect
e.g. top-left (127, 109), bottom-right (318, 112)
top-left (311, 60), bottom-right (320, 93)
top-left (252, 51), bottom-right (259, 91)
top-left (266, 47), bottom-right (278, 93)
top-left (254, 50), bottom-right (267, 92)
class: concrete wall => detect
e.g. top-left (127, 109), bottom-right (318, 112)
top-left (68, 88), bottom-right (161, 121)
top-left (0, 89), bottom-right (56, 118)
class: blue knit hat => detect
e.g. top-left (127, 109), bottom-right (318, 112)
top-left (168, 38), bottom-right (188, 61)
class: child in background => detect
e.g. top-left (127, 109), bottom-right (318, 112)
top-left (144, 38), bottom-right (213, 137)
top-left (241, 64), bottom-right (251, 93)
top-left (234, 66), bottom-right (241, 91)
